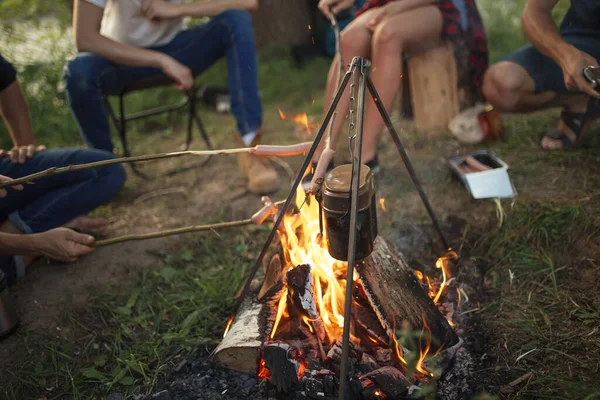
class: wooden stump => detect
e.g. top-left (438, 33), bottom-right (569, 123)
top-left (407, 41), bottom-right (460, 132)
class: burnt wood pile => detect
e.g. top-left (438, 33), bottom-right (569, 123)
top-left (214, 237), bottom-right (462, 399)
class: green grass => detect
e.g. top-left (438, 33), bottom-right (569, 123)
top-left (470, 203), bottom-right (600, 399)
top-left (1, 229), bottom-right (268, 399)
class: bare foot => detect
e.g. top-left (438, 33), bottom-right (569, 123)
top-left (64, 215), bottom-right (108, 237)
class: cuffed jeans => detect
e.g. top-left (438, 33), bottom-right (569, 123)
top-left (64, 10), bottom-right (262, 152)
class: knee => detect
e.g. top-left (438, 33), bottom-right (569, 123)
top-left (84, 150), bottom-right (127, 190)
top-left (215, 10), bottom-right (254, 36)
top-left (372, 21), bottom-right (402, 51)
top-left (63, 53), bottom-right (102, 94)
top-left (482, 62), bottom-right (526, 111)
top-left (340, 26), bottom-right (369, 59)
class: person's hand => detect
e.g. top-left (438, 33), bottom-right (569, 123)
top-left (158, 55), bottom-right (193, 91)
top-left (141, 0), bottom-right (182, 21)
top-left (0, 144), bottom-right (46, 164)
top-left (365, 7), bottom-right (388, 31)
top-left (0, 174), bottom-right (24, 198)
top-left (318, 0), bottom-right (355, 18)
top-left (559, 47), bottom-right (600, 99)
top-left (32, 228), bottom-right (95, 263)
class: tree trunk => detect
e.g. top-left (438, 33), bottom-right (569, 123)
top-left (252, 0), bottom-right (312, 49)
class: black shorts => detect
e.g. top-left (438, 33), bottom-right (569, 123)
top-left (0, 55), bottom-right (17, 92)
top-left (502, 34), bottom-right (600, 94)
top-left (502, 7), bottom-right (600, 94)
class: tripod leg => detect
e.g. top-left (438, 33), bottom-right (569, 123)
top-left (338, 58), bottom-right (369, 400)
top-left (229, 60), bottom-right (357, 321)
top-left (365, 76), bottom-right (450, 250)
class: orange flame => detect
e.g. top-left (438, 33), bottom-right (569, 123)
top-left (392, 335), bottom-right (407, 365)
top-left (416, 315), bottom-right (434, 377)
top-left (258, 359), bottom-right (270, 380)
top-left (223, 314), bottom-right (234, 338)
top-left (278, 108), bottom-right (316, 134)
top-left (270, 289), bottom-right (288, 339)
top-left (379, 198), bottom-right (386, 212)
top-left (276, 186), bottom-right (348, 341)
top-left (457, 288), bottom-right (462, 309)
top-left (374, 389), bottom-right (387, 399)
top-left (302, 316), bottom-right (314, 333)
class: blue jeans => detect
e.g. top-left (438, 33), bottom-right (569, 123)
top-left (0, 149), bottom-right (126, 233)
top-left (63, 10), bottom-right (262, 152)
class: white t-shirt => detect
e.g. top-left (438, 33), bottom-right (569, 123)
top-left (85, 0), bottom-right (184, 48)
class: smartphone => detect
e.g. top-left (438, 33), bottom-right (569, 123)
top-left (583, 66), bottom-right (600, 86)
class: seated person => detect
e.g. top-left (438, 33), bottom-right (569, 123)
top-left (483, 0), bottom-right (600, 150)
top-left (64, 0), bottom-right (279, 195)
top-left (0, 55), bottom-right (126, 286)
top-left (304, 0), bottom-right (488, 184)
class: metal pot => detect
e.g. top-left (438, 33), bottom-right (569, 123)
top-left (0, 269), bottom-right (19, 340)
top-left (322, 164), bottom-right (378, 261)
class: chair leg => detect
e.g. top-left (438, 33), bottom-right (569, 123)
top-left (192, 105), bottom-right (213, 150)
top-left (118, 94), bottom-right (151, 180)
top-left (184, 91), bottom-right (194, 151)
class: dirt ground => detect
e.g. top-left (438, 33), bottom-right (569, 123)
top-left (1, 106), bottom-right (599, 398)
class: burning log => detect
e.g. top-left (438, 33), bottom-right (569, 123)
top-left (215, 253), bottom-right (286, 374)
top-left (285, 264), bottom-right (328, 344)
top-left (356, 237), bottom-right (459, 353)
top-left (358, 366), bottom-right (410, 399)
top-left (262, 342), bottom-right (307, 393)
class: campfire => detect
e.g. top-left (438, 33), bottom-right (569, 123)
top-left (215, 183), bottom-right (464, 399)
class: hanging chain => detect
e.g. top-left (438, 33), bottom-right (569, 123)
top-left (348, 68), bottom-right (358, 158)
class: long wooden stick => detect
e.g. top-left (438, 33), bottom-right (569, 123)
top-left (0, 142), bottom-right (312, 189)
top-left (94, 219), bottom-right (252, 247)
top-left (94, 200), bottom-right (286, 247)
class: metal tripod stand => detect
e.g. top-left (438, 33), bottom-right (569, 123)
top-left (232, 56), bottom-right (450, 400)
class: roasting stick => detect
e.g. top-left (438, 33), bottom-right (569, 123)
top-left (0, 142), bottom-right (313, 189)
top-left (94, 198), bottom-right (284, 247)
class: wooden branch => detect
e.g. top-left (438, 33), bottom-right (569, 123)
top-left (95, 199), bottom-right (287, 247)
top-left (0, 142), bottom-right (313, 189)
top-left (94, 220), bottom-right (253, 247)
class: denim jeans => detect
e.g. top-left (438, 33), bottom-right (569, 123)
top-left (64, 10), bottom-right (262, 152)
top-left (0, 149), bottom-right (126, 233)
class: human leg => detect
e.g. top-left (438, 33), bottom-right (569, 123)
top-left (482, 35), bottom-right (600, 149)
top-left (361, 6), bottom-right (444, 162)
top-left (64, 53), bottom-right (169, 152)
top-left (0, 149), bottom-right (126, 233)
top-left (162, 10), bottom-right (261, 140)
top-left (311, 9), bottom-right (377, 164)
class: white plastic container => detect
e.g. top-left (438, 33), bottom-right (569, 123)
top-left (447, 151), bottom-right (516, 199)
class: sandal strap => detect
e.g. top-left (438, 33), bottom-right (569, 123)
top-left (546, 128), bottom-right (576, 149)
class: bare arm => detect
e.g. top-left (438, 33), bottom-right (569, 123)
top-left (0, 229), bottom-right (94, 262)
top-left (522, 0), bottom-right (600, 97)
top-left (74, 0), bottom-right (166, 67)
top-left (522, 0), bottom-right (570, 63)
top-left (73, 0), bottom-right (193, 89)
top-left (142, 0), bottom-right (257, 20)
top-left (0, 80), bottom-right (35, 147)
top-left (0, 233), bottom-right (38, 256)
